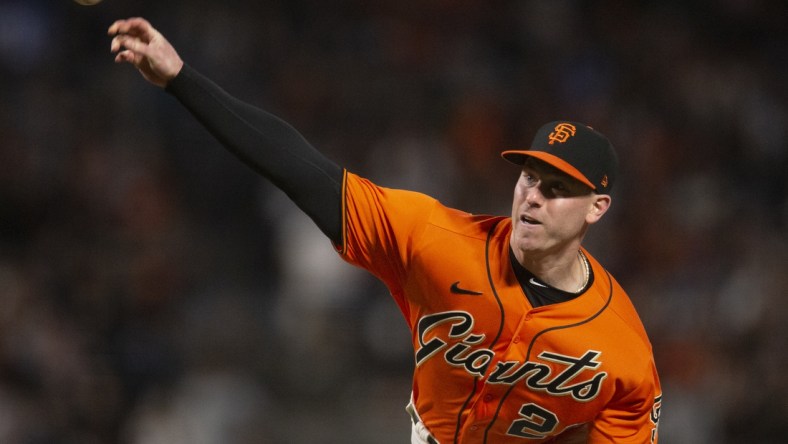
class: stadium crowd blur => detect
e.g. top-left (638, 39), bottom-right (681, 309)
top-left (1, 0), bottom-right (786, 442)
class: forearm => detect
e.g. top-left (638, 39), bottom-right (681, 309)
top-left (165, 64), bottom-right (344, 243)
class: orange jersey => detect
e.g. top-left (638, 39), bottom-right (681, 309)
top-left (337, 172), bottom-right (662, 443)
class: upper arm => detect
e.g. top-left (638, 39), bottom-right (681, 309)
top-left (337, 172), bottom-right (436, 293)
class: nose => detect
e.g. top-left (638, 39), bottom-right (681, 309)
top-left (523, 181), bottom-right (544, 207)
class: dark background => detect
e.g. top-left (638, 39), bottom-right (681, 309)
top-left (1, 0), bottom-right (786, 442)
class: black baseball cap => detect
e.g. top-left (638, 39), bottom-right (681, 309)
top-left (501, 121), bottom-right (618, 193)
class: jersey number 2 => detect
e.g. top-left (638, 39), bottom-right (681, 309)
top-left (507, 403), bottom-right (558, 439)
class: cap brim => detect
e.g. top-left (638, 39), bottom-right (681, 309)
top-left (501, 150), bottom-right (596, 190)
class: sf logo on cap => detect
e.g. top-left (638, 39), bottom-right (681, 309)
top-left (548, 123), bottom-right (576, 145)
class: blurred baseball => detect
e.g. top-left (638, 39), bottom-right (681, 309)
top-left (74, 0), bottom-right (103, 5)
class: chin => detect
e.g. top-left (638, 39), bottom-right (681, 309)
top-left (510, 237), bottom-right (541, 255)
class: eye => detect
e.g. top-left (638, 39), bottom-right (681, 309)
top-left (521, 172), bottom-right (538, 187)
top-left (551, 182), bottom-right (568, 193)
top-left (544, 180), bottom-right (576, 198)
top-left (550, 179), bottom-right (593, 198)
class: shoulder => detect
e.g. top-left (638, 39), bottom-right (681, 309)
top-left (582, 252), bottom-right (655, 376)
top-left (426, 204), bottom-right (508, 241)
top-left (345, 171), bottom-right (507, 240)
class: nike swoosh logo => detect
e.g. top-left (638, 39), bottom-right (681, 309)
top-left (529, 278), bottom-right (548, 288)
top-left (450, 281), bottom-right (483, 296)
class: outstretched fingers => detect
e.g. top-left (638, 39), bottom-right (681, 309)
top-left (109, 18), bottom-right (153, 64)
top-left (113, 48), bottom-right (140, 65)
top-left (108, 17), bottom-right (183, 87)
top-left (108, 17), bottom-right (155, 40)
top-left (110, 35), bottom-right (147, 65)
top-left (111, 34), bottom-right (135, 53)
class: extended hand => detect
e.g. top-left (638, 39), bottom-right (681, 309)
top-left (109, 17), bottom-right (184, 87)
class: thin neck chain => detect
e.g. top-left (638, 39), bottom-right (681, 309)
top-left (576, 250), bottom-right (590, 293)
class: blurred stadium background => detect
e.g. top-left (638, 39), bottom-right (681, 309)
top-left (0, 0), bottom-right (786, 442)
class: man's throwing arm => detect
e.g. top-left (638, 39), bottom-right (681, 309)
top-left (165, 64), bottom-right (344, 244)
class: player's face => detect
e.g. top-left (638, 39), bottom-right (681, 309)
top-left (510, 159), bottom-right (610, 257)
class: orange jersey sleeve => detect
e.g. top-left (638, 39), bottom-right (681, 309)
top-left (336, 171), bottom-right (442, 315)
top-left (337, 172), bottom-right (662, 443)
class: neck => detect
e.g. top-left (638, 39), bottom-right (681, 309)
top-left (513, 245), bottom-right (588, 293)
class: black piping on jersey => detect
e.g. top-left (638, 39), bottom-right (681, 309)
top-left (452, 219), bottom-right (506, 444)
top-left (335, 169), bottom-right (348, 254)
top-left (481, 268), bottom-right (615, 443)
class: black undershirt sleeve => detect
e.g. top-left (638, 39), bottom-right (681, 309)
top-left (165, 64), bottom-right (344, 244)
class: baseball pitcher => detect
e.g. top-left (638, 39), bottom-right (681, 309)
top-left (109, 17), bottom-right (662, 443)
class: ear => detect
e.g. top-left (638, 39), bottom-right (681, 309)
top-left (586, 194), bottom-right (611, 224)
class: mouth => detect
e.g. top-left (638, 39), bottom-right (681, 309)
top-left (519, 214), bottom-right (541, 225)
